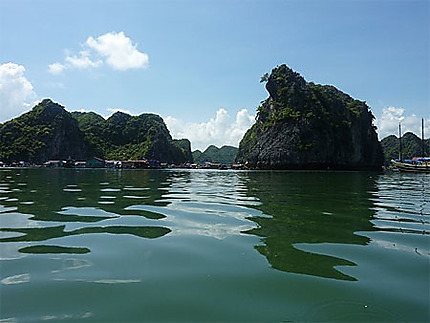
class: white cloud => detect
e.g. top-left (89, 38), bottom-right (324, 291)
top-left (165, 108), bottom-right (255, 151)
top-left (49, 32), bottom-right (148, 74)
top-left (48, 62), bottom-right (66, 75)
top-left (65, 51), bottom-right (102, 69)
top-left (375, 107), bottom-right (430, 139)
top-left (0, 62), bottom-right (37, 123)
top-left (86, 32), bottom-right (149, 70)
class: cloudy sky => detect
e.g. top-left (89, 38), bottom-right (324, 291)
top-left (1, 0), bottom-right (429, 150)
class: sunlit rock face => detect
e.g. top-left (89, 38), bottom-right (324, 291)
top-left (236, 65), bottom-right (384, 170)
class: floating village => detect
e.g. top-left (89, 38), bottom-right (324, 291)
top-left (0, 157), bottom-right (245, 170)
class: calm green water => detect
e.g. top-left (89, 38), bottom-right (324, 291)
top-left (0, 169), bottom-right (428, 322)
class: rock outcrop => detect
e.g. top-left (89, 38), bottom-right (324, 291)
top-left (236, 65), bottom-right (384, 170)
top-left (0, 99), bottom-right (192, 164)
top-left (72, 110), bottom-right (192, 164)
top-left (0, 99), bottom-right (93, 163)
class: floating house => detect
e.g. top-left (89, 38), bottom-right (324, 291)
top-left (86, 157), bottom-right (105, 168)
top-left (74, 161), bottom-right (87, 168)
top-left (105, 160), bottom-right (121, 168)
top-left (44, 160), bottom-right (64, 168)
top-left (121, 160), bottom-right (150, 169)
top-left (202, 162), bottom-right (222, 169)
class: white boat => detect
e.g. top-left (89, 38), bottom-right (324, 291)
top-left (391, 157), bottom-right (430, 173)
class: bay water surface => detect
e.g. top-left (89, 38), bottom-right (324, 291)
top-left (0, 169), bottom-right (429, 322)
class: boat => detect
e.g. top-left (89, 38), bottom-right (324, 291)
top-left (391, 118), bottom-right (430, 173)
top-left (391, 157), bottom-right (430, 173)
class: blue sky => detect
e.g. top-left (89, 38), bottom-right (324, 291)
top-left (1, 0), bottom-right (429, 150)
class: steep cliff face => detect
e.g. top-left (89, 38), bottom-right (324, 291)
top-left (172, 139), bottom-right (193, 164)
top-left (0, 99), bottom-right (93, 163)
top-left (236, 65), bottom-right (384, 170)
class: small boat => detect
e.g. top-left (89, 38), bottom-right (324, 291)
top-left (391, 157), bottom-right (430, 173)
top-left (392, 119), bottom-right (429, 173)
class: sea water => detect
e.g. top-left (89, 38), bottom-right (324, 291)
top-left (0, 168), bottom-right (428, 322)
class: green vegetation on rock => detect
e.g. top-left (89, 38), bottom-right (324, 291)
top-left (236, 65), bottom-right (384, 170)
top-left (0, 99), bottom-right (93, 163)
top-left (192, 145), bottom-right (238, 166)
top-left (381, 132), bottom-right (429, 163)
top-left (72, 110), bottom-right (191, 163)
top-left (0, 99), bottom-right (192, 164)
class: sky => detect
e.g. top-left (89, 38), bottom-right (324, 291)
top-left (1, 0), bottom-right (429, 151)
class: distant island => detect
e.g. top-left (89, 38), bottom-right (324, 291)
top-left (193, 145), bottom-right (238, 167)
top-left (2, 64), bottom-right (427, 170)
top-left (381, 132), bottom-right (429, 163)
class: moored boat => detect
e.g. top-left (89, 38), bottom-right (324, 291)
top-left (391, 118), bottom-right (429, 173)
top-left (391, 157), bottom-right (430, 173)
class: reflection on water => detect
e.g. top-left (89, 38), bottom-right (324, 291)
top-left (372, 173), bottom-right (429, 234)
top-left (1, 273), bottom-right (30, 285)
top-left (1, 169), bottom-right (428, 268)
top-left (2, 169), bottom-right (170, 221)
top-left (0, 168), bottom-right (428, 322)
top-left (19, 245), bottom-right (91, 254)
top-left (243, 172), bottom-right (377, 280)
top-left (127, 170), bottom-right (263, 239)
top-left (0, 169), bottom-right (172, 257)
top-left (2, 224), bottom-right (170, 243)
top-left (245, 172), bottom-right (429, 281)
top-left (369, 173), bottom-right (429, 254)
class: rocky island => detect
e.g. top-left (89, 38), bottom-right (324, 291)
top-left (192, 145), bottom-right (238, 167)
top-left (0, 99), bottom-right (192, 165)
top-left (0, 68), bottom-right (394, 170)
top-left (381, 132), bottom-right (429, 163)
top-left (236, 65), bottom-right (384, 170)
